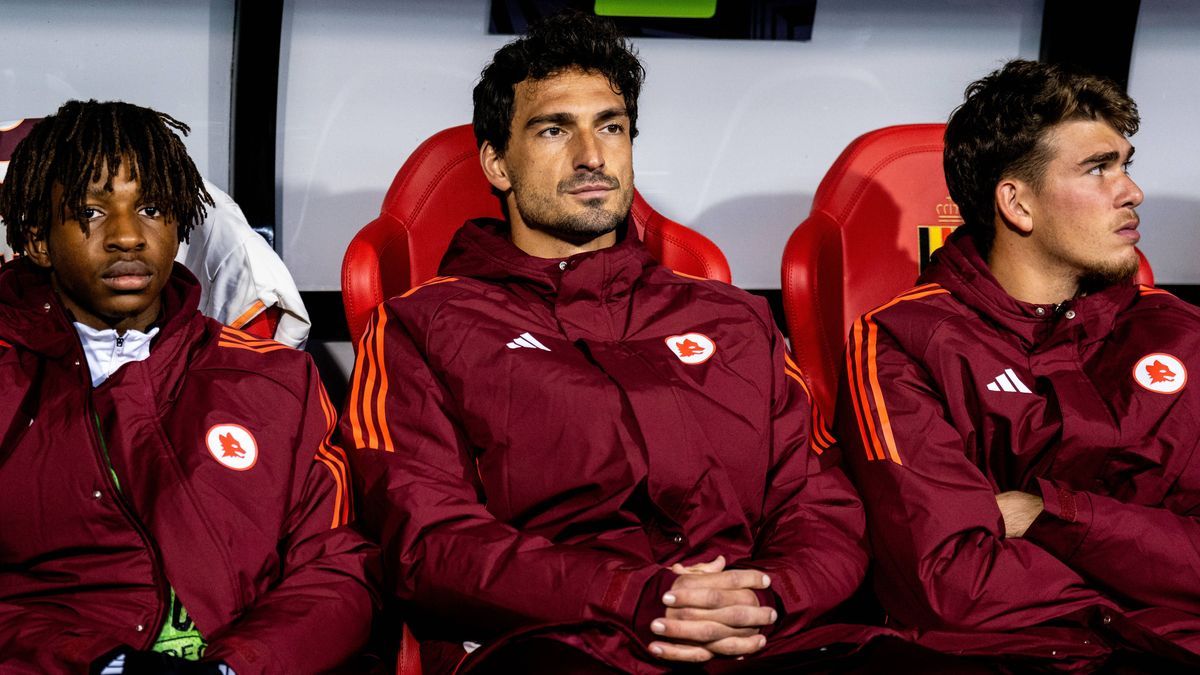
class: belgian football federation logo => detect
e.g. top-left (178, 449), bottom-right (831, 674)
top-left (1132, 353), bottom-right (1187, 395)
top-left (918, 196), bottom-right (964, 272)
top-left (205, 423), bottom-right (259, 471)
top-left (665, 333), bottom-right (716, 365)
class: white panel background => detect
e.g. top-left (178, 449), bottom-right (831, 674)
top-left (279, 0), bottom-right (1043, 290)
top-left (1128, 0), bottom-right (1200, 284)
top-left (0, 0), bottom-right (235, 187)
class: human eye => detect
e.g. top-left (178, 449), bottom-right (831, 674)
top-left (601, 122), bottom-right (625, 135)
top-left (538, 126), bottom-right (565, 138)
top-left (1087, 164), bottom-right (1104, 176)
top-left (1122, 159), bottom-right (1134, 174)
top-left (78, 206), bottom-right (103, 221)
top-left (140, 205), bottom-right (163, 218)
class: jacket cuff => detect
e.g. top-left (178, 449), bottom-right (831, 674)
top-left (1024, 478), bottom-right (1094, 562)
top-left (631, 568), bottom-right (678, 645)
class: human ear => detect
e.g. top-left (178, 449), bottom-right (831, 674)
top-left (995, 178), bottom-right (1034, 235)
top-left (24, 233), bottom-right (51, 268)
top-left (480, 141), bottom-right (512, 192)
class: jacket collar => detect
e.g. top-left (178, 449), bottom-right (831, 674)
top-left (0, 256), bottom-right (205, 363)
top-left (918, 229), bottom-right (1137, 349)
top-left (438, 218), bottom-right (655, 298)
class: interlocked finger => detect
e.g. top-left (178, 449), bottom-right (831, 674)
top-left (651, 617), bottom-right (757, 644)
top-left (648, 640), bottom-right (714, 663)
top-left (667, 603), bottom-right (777, 628)
top-left (672, 569), bottom-right (770, 591)
top-left (705, 634), bottom-right (768, 657)
top-left (665, 587), bottom-right (759, 610)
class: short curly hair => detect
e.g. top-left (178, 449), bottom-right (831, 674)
top-left (944, 60), bottom-right (1138, 256)
top-left (0, 99), bottom-right (212, 254)
top-left (472, 11), bottom-right (645, 154)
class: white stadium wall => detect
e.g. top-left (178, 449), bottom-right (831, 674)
top-left (3, 1), bottom-right (1199, 288)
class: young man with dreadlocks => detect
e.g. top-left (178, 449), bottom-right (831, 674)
top-left (0, 100), bottom-right (376, 674)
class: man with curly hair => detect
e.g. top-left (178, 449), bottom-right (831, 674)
top-left (345, 11), bottom-right (872, 673)
top-left (0, 100), bottom-right (376, 674)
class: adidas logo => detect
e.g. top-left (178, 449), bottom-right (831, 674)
top-left (986, 368), bottom-right (1032, 394)
top-left (506, 332), bottom-right (550, 351)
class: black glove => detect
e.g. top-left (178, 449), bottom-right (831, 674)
top-left (92, 648), bottom-right (228, 675)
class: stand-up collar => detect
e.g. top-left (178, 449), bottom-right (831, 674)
top-left (438, 218), bottom-right (655, 298)
top-left (0, 257), bottom-right (205, 361)
top-left (918, 229), bottom-right (1137, 348)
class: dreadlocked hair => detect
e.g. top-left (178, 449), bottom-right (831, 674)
top-left (0, 99), bottom-right (213, 254)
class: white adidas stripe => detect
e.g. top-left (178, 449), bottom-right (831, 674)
top-left (506, 331), bottom-right (551, 351)
top-left (985, 368), bottom-right (1032, 393)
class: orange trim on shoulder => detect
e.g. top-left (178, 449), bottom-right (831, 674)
top-left (348, 306), bottom-right (395, 453)
top-left (217, 339), bottom-right (292, 354)
top-left (856, 286), bottom-right (952, 465)
top-left (218, 326), bottom-right (289, 353)
top-left (1139, 285), bottom-right (1169, 296)
top-left (399, 275), bottom-right (459, 299)
top-left (848, 319), bottom-right (884, 461)
top-left (229, 299), bottom-right (268, 329)
top-left (370, 309), bottom-right (394, 452)
top-left (316, 384), bottom-right (353, 526)
top-left (671, 270), bottom-right (708, 281)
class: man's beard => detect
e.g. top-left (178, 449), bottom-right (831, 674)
top-left (510, 169), bottom-right (633, 244)
top-left (1078, 252), bottom-right (1140, 293)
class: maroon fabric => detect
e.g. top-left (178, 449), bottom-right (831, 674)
top-left (0, 259), bottom-right (377, 674)
top-left (837, 230), bottom-right (1200, 670)
top-left (344, 219), bottom-right (876, 672)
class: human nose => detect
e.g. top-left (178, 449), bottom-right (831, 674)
top-left (104, 211), bottom-right (146, 251)
top-left (572, 131), bottom-right (605, 171)
top-left (1118, 173), bottom-right (1144, 209)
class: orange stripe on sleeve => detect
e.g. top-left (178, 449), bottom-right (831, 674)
top-left (220, 325), bottom-right (281, 346)
top-left (357, 314), bottom-right (381, 451)
top-left (849, 319), bottom-right (885, 461)
top-left (348, 314), bottom-right (375, 450)
top-left (370, 310), bottom-right (395, 453)
top-left (229, 299), bottom-right (268, 329)
top-left (216, 340), bottom-right (292, 354)
top-left (859, 286), bottom-right (951, 465)
top-left (314, 452), bottom-right (346, 528)
top-left (320, 386), bottom-right (354, 520)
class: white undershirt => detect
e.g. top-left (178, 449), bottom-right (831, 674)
top-left (73, 323), bottom-right (159, 387)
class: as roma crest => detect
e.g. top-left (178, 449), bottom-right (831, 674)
top-left (205, 423), bottom-right (259, 471)
top-left (665, 333), bottom-right (716, 365)
top-left (1132, 353), bottom-right (1187, 395)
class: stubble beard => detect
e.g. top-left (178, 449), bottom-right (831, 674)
top-left (510, 169), bottom-right (633, 243)
top-left (1078, 250), bottom-right (1140, 292)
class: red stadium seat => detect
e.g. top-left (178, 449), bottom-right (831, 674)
top-left (341, 124), bottom-right (731, 346)
top-left (782, 123), bottom-right (1154, 415)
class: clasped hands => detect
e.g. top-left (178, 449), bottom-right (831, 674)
top-left (648, 555), bottom-right (777, 663)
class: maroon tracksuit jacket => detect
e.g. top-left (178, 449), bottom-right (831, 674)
top-left (344, 219), bottom-right (874, 673)
top-left (838, 230), bottom-right (1200, 670)
top-left (0, 259), bottom-right (376, 674)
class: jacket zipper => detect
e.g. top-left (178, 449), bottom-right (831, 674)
top-left (86, 401), bottom-right (169, 649)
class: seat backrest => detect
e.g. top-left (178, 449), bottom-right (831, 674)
top-left (782, 123), bottom-right (1154, 415)
top-left (342, 124), bottom-right (731, 345)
